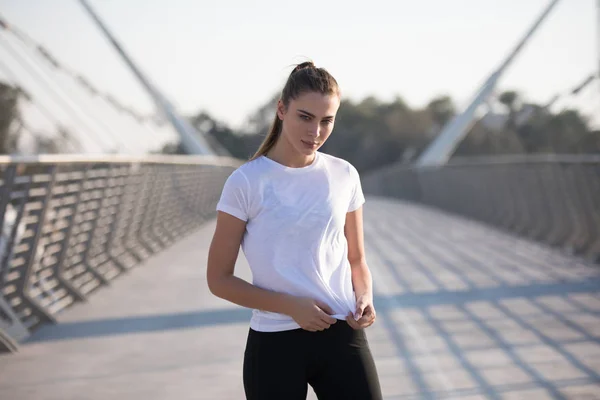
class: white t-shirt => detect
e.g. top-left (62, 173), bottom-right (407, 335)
top-left (215, 151), bottom-right (366, 332)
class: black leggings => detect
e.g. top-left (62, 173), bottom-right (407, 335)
top-left (243, 321), bottom-right (382, 400)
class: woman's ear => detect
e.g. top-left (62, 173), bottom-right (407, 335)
top-left (276, 100), bottom-right (286, 121)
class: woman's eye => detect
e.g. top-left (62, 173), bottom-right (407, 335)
top-left (300, 115), bottom-right (310, 121)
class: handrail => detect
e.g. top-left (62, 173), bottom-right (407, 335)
top-left (362, 155), bottom-right (600, 265)
top-left (364, 154), bottom-right (600, 178)
top-left (0, 154), bottom-right (244, 167)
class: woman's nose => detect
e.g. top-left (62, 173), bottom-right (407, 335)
top-left (307, 123), bottom-right (320, 137)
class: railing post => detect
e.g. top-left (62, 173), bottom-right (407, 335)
top-left (0, 294), bottom-right (27, 349)
top-left (103, 164), bottom-right (132, 272)
top-left (76, 166), bottom-right (111, 286)
top-left (126, 164), bottom-right (154, 261)
top-left (1, 165), bottom-right (31, 344)
top-left (139, 165), bottom-right (169, 250)
top-left (106, 164), bottom-right (140, 270)
top-left (118, 165), bottom-right (145, 264)
top-left (14, 165), bottom-right (58, 327)
top-left (1, 165), bottom-right (17, 286)
top-left (53, 165), bottom-right (91, 302)
top-left (0, 326), bottom-right (19, 353)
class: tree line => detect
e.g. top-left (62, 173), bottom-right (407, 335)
top-left (180, 90), bottom-right (599, 173)
top-left (1, 79), bottom-right (598, 172)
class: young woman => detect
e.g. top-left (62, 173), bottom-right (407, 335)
top-left (207, 61), bottom-right (382, 400)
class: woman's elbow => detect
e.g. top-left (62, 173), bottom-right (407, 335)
top-left (206, 271), bottom-right (221, 296)
top-left (206, 267), bottom-right (230, 298)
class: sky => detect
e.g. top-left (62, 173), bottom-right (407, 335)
top-left (0, 0), bottom-right (597, 152)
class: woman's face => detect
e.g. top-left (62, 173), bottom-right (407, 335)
top-left (277, 91), bottom-right (340, 157)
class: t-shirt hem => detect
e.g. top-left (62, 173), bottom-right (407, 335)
top-left (250, 320), bottom-right (301, 332)
top-left (249, 314), bottom-right (348, 332)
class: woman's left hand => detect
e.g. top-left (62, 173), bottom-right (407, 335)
top-left (346, 294), bottom-right (376, 329)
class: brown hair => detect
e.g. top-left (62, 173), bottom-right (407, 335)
top-left (249, 61), bottom-right (340, 161)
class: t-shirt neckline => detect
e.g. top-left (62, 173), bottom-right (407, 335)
top-left (261, 152), bottom-right (321, 173)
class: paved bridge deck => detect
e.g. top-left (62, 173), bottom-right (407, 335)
top-left (1, 197), bottom-right (600, 399)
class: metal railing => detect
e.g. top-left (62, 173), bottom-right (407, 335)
top-left (0, 154), bottom-right (241, 352)
top-left (3, 153), bottom-right (598, 352)
top-left (362, 154), bottom-right (600, 263)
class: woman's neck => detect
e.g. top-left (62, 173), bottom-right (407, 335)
top-left (266, 138), bottom-right (315, 168)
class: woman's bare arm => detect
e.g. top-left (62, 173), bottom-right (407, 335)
top-left (344, 206), bottom-right (376, 328)
top-left (345, 206), bottom-right (373, 300)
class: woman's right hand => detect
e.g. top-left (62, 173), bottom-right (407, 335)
top-left (285, 296), bottom-right (337, 332)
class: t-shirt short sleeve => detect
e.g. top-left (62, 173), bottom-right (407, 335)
top-left (348, 163), bottom-right (365, 212)
top-left (216, 169), bottom-right (250, 222)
